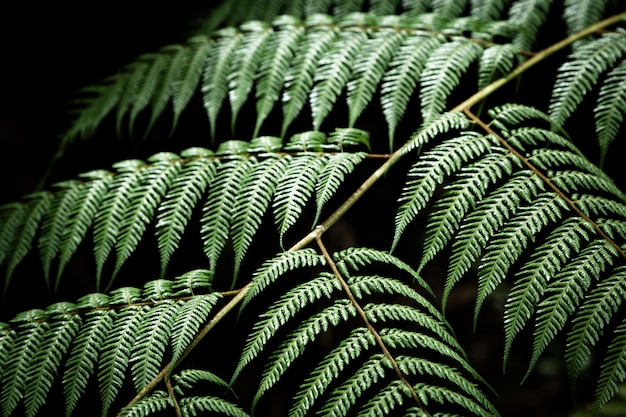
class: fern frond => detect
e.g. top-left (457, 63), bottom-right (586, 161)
top-left (470, 0), bottom-right (509, 21)
top-left (310, 26), bottom-right (366, 130)
top-left (595, 57), bottom-right (626, 167)
top-left (508, 0), bottom-right (553, 50)
top-left (563, 0), bottom-right (610, 38)
top-left (594, 315), bottom-right (626, 415)
top-left (347, 29), bottom-right (406, 128)
top-left (420, 39), bottom-right (483, 121)
top-left (155, 148), bottom-right (216, 277)
top-left (478, 43), bottom-right (518, 90)
top-left (117, 390), bottom-right (171, 417)
top-left (1, 310), bottom-right (48, 417)
top-left (253, 17), bottom-right (304, 137)
top-left (549, 32), bottom-right (626, 127)
top-left (381, 33), bottom-right (443, 147)
top-left (23, 303), bottom-right (80, 417)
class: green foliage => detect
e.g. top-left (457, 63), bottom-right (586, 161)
top-left (2, 0), bottom-right (626, 416)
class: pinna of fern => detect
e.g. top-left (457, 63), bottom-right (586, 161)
top-left (393, 104), bottom-right (626, 413)
top-left (0, 128), bottom-right (370, 295)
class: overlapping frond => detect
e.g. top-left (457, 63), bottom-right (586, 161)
top-left (0, 130), bottom-right (369, 293)
top-left (0, 270), bottom-right (218, 417)
top-left (393, 105), bottom-right (626, 412)
top-left (234, 247), bottom-right (497, 416)
top-left (62, 11), bottom-right (523, 152)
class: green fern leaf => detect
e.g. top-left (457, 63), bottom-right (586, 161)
top-left (434, 0), bottom-right (470, 17)
top-left (420, 39), bottom-right (483, 121)
top-left (478, 44), bottom-right (518, 90)
top-left (145, 45), bottom-right (187, 134)
top-left (229, 21), bottom-right (272, 133)
top-left (0, 323), bottom-right (16, 378)
top-left (201, 157), bottom-right (252, 272)
top-left (595, 58), bottom-right (626, 167)
top-left (231, 156), bottom-right (289, 282)
top-left (155, 148), bottom-right (215, 277)
top-left (56, 170), bottom-right (112, 285)
top-left (369, 0), bottom-right (402, 15)
top-left (114, 153), bottom-right (182, 279)
top-left (525, 240), bottom-right (617, 381)
top-left (171, 36), bottom-right (212, 131)
top-left (117, 390), bottom-right (171, 417)
top-left (38, 182), bottom-right (83, 286)
top-left (549, 32), bottom-right (626, 127)
top-left (98, 297), bottom-right (144, 416)
top-left (0, 204), bottom-right (28, 270)
top-left (565, 266), bottom-right (626, 388)
top-left (3, 193), bottom-right (51, 286)
top-left (169, 293), bottom-right (222, 372)
top-left (495, 196), bottom-right (569, 366)
top-left (393, 132), bottom-right (492, 254)
top-left (253, 17), bottom-right (304, 137)
top-left (252, 299), bottom-right (357, 410)
top-left (508, 0), bottom-right (553, 51)
top-left (203, 28), bottom-right (244, 139)
top-left (179, 396), bottom-right (250, 417)
top-left (127, 53), bottom-right (167, 133)
top-left (564, 0), bottom-right (610, 38)
top-left (273, 153), bottom-right (326, 246)
top-left (347, 29), bottom-right (405, 128)
top-left (313, 151), bottom-right (366, 225)
top-left (594, 317), bottom-right (626, 415)
top-left (281, 23), bottom-right (337, 136)
top-left (310, 27), bottom-right (366, 130)
top-left (24, 303), bottom-right (80, 417)
top-left (411, 382), bottom-right (495, 416)
top-left (63, 294), bottom-right (113, 417)
top-left (470, 0), bottom-right (508, 21)
top-left (381, 34), bottom-right (442, 147)
top-left (1, 310), bottom-right (48, 417)
top-left (115, 59), bottom-right (150, 135)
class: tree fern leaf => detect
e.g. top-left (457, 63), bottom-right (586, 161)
top-left (424, 151), bottom-right (517, 285)
top-left (595, 57), bottom-right (626, 167)
top-left (115, 60), bottom-right (150, 135)
top-left (173, 368), bottom-right (231, 393)
top-left (98, 303), bottom-right (144, 416)
top-left (56, 170), bottom-right (112, 285)
top-left (319, 354), bottom-right (390, 417)
top-left (470, 0), bottom-right (509, 21)
top-left (171, 36), bottom-right (212, 131)
top-left (117, 390), bottom-right (172, 417)
top-left (507, 0), bottom-right (553, 51)
top-left (0, 323), bottom-right (16, 378)
top-left (63, 294), bottom-right (113, 417)
top-left (594, 317), bottom-right (626, 415)
top-left (381, 34), bottom-right (443, 147)
top-left (1, 310), bottom-right (48, 417)
top-left (281, 25), bottom-right (337, 136)
top-left (127, 53), bottom-right (167, 133)
top-left (113, 154), bottom-right (182, 280)
top-left (313, 152), bottom-right (366, 225)
top-left (290, 327), bottom-right (375, 417)
top-left (411, 382), bottom-right (495, 417)
top-left (420, 39), bottom-right (483, 121)
top-left (273, 153), bottom-right (326, 246)
top-left (252, 299), bottom-right (357, 410)
top-left (24, 303), bottom-right (80, 417)
top-left (347, 29), bottom-right (405, 128)
top-left (38, 182), bottom-right (83, 286)
top-left (241, 248), bottom-right (324, 310)
top-left (231, 156), bottom-right (289, 282)
top-left (563, 0), bottom-right (609, 38)
top-left (495, 196), bottom-right (570, 366)
top-left (145, 45), bottom-right (186, 134)
top-left (179, 396), bottom-right (250, 417)
top-left (169, 293), bottom-right (222, 372)
top-left (93, 160), bottom-right (145, 290)
top-left (397, 357), bottom-right (497, 416)
top-left (284, 130), bottom-right (327, 151)
top-left (130, 300), bottom-right (180, 392)
top-left (326, 127), bottom-right (371, 151)
top-left (310, 27), bottom-right (366, 130)
top-left (549, 32), bottom-right (626, 127)
top-left (228, 21), bottom-right (272, 133)
top-left (3, 193), bottom-right (51, 286)
top-left (448, 173), bottom-right (542, 322)
top-left (393, 130), bottom-right (485, 252)
top-left (0, 204), bottom-right (28, 270)
top-left (478, 44), bottom-right (518, 90)
top-left (202, 28), bottom-right (243, 139)
top-left (565, 266), bottom-right (626, 387)
top-left (253, 17), bottom-right (304, 138)
top-left (233, 273), bottom-right (340, 384)
top-left (155, 148), bottom-right (215, 277)
top-left (172, 268), bottom-right (214, 297)
top-left (525, 240), bottom-right (617, 381)
top-left (433, 0), bottom-right (470, 18)
top-left (201, 157), bottom-right (252, 272)
top-left (370, 0), bottom-right (402, 15)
